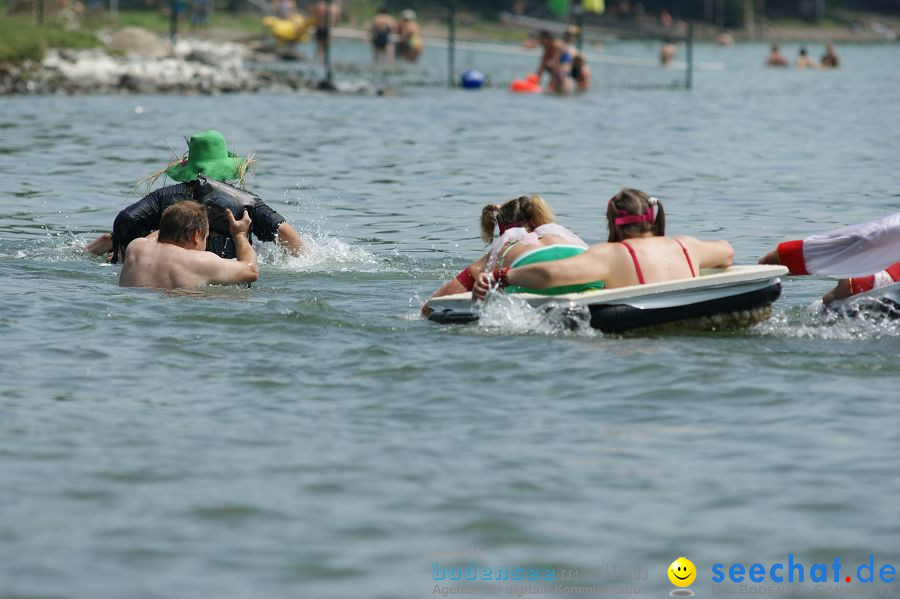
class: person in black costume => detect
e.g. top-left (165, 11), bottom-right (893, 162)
top-left (86, 130), bottom-right (302, 262)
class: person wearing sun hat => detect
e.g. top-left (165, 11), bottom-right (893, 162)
top-left (86, 130), bottom-right (302, 263)
top-left (164, 129), bottom-right (249, 183)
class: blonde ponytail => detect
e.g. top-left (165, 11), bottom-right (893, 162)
top-left (481, 204), bottom-right (500, 243)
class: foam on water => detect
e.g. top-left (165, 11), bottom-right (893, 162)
top-left (262, 232), bottom-right (380, 272)
top-left (753, 303), bottom-right (900, 340)
top-left (476, 292), bottom-right (599, 337)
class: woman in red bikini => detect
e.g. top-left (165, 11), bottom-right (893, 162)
top-left (473, 188), bottom-right (734, 300)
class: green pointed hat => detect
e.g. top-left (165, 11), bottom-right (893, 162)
top-left (166, 130), bottom-right (246, 183)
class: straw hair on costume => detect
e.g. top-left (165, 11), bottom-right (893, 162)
top-left (136, 132), bottom-right (255, 192)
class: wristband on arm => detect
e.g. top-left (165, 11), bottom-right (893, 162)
top-left (491, 268), bottom-right (510, 290)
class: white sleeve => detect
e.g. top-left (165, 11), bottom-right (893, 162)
top-left (802, 212), bottom-right (900, 277)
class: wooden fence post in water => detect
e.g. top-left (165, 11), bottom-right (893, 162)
top-left (323, 0), bottom-right (334, 89)
top-left (685, 20), bottom-right (693, 90)
top-left (447, 0), bottom-right (456, 88)
top-left (169, 0), bottom-right (178, 42)
top-left (572, 0), bottom-right (584, 51)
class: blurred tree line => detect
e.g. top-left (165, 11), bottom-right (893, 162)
top-left (429, 0), bottom-right (900, 25)
top-left (377, 0), bottom-right (900, 25)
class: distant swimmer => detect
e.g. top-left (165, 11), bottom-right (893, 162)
top-left (536, 30), bottom-right (574, 94)
top-left (716, 31), bottom-right (734, 47)
top-left (370, 6), bottom-right (396, 63)
top-left (820, 42), bottom-right (840, 68)
top-left (795, 47), bottom-right (816, 69)
top-left (759, 212), bottom-right (900, 306)
top-left (396, 9), bottom-right (423, 62)
top-left (423, 195), bottom-right (595, 316)
top-left (85, 130), bottom-right (302, 263)
top-left (119, 202), bottom-right (258, 290)
top-left (766, 43), bottom-right (789, 67)
top-left (571, 54), bottom-right (591, 91)
top-left (473, 189), bottom-right (734, 300)
top-left (660, 41), bottom-right (677, 66)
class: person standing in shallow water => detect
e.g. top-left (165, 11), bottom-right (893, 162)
top-left (795, 47), bottom-right (816, 69)
top-left (396, 9), bottom-right (423, 63)
top-left (766, 44), bottom-right (789, 67)
top-left (820, 43), bottom-right (840, 68)
top-left (536, 30), bottom-right (574, 94)
top-left (85, 130), bottom-right (303, 263)
top-left (370, 6), bottom-right (396, 63)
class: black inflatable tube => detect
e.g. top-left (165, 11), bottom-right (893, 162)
top-left (588, 282), bottom-right (782, 333)
top-left (428, 282), bottom-right (783, 331)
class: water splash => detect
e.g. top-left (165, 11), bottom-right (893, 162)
top-left (262, 232), bottom-right (380, 272)
top-left (0, 232), bottom-right (97, 263)
top-left (477, 293), bottom-right (599, 337)
top-left (753, 302), bottom-right (900, 340)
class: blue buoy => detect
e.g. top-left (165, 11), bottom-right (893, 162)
top-left (460, 69), bottom-right (484, 89)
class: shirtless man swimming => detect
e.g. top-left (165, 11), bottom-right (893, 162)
top-left (119, 202), bottom-right (259, 290)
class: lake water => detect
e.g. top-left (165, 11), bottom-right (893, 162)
top-left (1, 38), bottom-right (899, 599)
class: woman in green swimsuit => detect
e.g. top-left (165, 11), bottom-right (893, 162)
top-left (424, 195), bottom-right (603, 315)
top-left (473, 189), bottom-right (735, 300)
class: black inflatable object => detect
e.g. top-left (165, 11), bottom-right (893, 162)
top-left (827, 285), bottom-right (900, 320)
top-left (195, 175), bottom-right (259, 236)
top-left (428, 308), bottom-right (481, 324)
top-left (427, 281), bottom-right (783, 333)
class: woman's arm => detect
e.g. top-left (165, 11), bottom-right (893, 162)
top-left (431, 254), bottom-right (489, 298)
top-left (473, 245), bottom-right (610, 300)
top-left (678, 236), bottom-right (734, 269)
top-left (422, 254), bottom-right (490, 317)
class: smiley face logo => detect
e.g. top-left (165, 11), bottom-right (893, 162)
top-left (668, 557), bottom-right (697, 587)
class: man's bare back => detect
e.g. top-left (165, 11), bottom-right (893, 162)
top-left (119, 206), bottom-right (259, 290)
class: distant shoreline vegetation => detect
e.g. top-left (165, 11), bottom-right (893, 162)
top-left (0, 17), bottom-right (99, 63)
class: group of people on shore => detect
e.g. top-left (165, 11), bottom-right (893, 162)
top-left (263, 0), bottom-right (341, 57)
top-left (87, 130), bottom-right (897, 316)
top-left (263, 1), bottom-right (422, 64)
top-left (766, 42), bottom-right (840, 68)
top-left (370, 6), bottom-right (423, 63)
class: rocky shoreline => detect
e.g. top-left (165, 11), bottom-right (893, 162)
top-left (0, 26), bottom-right (380, 96)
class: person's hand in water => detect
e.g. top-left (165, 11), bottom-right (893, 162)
top-left (758, 249), bottom-right (781, 265)
top-left (473, 272), bottom-right (492, 301)
top-left (472, 268), bottom-right (509, 301)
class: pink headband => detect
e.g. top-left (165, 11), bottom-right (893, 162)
top-left (611, 197), bottom-right (659, 226)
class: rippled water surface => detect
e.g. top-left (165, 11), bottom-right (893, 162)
top-left (1, 40), bottom-right (899, 599)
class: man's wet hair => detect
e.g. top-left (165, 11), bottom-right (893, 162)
top-left (158, 202), bottom-right (209, 246)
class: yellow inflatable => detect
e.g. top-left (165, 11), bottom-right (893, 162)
top-left (262, 14), bottom-right (311, 44)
